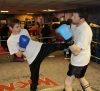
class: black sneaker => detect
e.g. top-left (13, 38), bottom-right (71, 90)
top-left (30, 84), bottom-right (37, 91)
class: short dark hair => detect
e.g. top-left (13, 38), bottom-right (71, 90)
top-left (8, 17), bottom-right (20, 28)
top-left (73, 8), bottom-right (88, 21)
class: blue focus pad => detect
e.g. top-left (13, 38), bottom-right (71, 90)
top-left (13, 57), bottom-right (24, 62)
top-left (57, 24), bottom-right (72, 40)
top-left (13, 59), bottom-right (24, 62)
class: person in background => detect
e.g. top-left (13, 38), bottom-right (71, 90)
top-left (1, 24), bottom-right (9, 50)
top-left (36, 22), bottom-right (43, 42)
top-left (36, 22), bottom-right (41, 36)
top-left (60, 8), bottom-right (92, 91)
top-left (24, 23), bottom-right (30, 35)
top-left (0, 24), bottom-right (2, 33)
top-left (0, 24), bottom-right (2, 46)
top-left (41, 24), bottom-right (51, 43)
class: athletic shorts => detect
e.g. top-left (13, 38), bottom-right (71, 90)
top-left (67, 63), bottom-right (88, 78)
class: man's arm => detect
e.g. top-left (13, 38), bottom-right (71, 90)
top-left (69, 44), bottom-right (81, 56)
top-left (55, 24), bottom-right (81, 56)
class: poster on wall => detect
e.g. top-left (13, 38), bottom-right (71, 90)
top-left (25, 17), bottom-right (35, 26)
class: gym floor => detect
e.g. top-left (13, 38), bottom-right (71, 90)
top-left (0, 36), bottom-right (100, 91)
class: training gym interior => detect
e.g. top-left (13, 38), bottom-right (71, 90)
top-left (0, 0), bottom-right (100, 91)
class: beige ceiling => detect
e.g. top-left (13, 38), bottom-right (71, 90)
top-left (0, 0), bottom-right (100, 14)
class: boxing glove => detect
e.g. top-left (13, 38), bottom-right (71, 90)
top-left (57, 24), bottom-right (74, 46)
top-left (19, 35), bottom-right (30, 52)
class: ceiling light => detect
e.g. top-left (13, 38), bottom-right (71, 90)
top-left (43, 10), bottom-right (47, 11)
top-left (27, 13), bottom-right (33, 14)
top-left (43, 9), bottom-right (55, 12)
top-left (48, 9), bottom-right (55, 11)
top-left (1, 11), bottom-right (9, 12)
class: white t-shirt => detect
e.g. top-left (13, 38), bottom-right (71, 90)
top-left (7, 29), bottom-right (43, 64)
top-left (71, 22), bottom-right (92, 66)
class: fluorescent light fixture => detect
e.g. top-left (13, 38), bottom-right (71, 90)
top-left (27, 13), bottom-right (33, 14)
top-left (1, 11), bottom-right (9, 12)
top-left (43, 9), bottom-right (55, 12)
top-left (43, 10), bottom-right (47, 11)
top-left (48, 9), bottom-right (55, 11)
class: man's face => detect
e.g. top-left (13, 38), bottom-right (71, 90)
top-left (71, 13), bottom-right (82, 26)
top-left (9, 23), bottom-right (21, 35)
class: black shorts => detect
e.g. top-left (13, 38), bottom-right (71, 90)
top-left (67, 63), bottom-right (88, 78)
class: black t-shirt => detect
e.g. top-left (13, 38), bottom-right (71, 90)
top-left (41, 26), bottom-right (51, 37)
